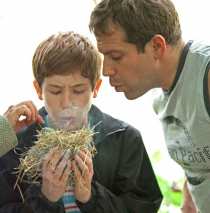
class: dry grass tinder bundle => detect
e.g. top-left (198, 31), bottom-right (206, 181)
top-left (16, 127), bottom-right (96, 186)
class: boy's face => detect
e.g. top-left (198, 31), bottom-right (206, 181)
top-left (34, 70), bottom-right (100, 130)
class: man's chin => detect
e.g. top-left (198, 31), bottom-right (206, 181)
top-left (124, 91), bottom-right (140, 100)
top-left (113, 86), bottom-right (140, 100)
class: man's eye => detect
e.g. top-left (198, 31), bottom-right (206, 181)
top-left (111, 55), bottom-right (122, 61)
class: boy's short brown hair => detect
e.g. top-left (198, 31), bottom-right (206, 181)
top-left (32, 32), bottom-right (102, 89)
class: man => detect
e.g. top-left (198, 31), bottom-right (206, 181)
top-left (0, 31), bottom-right (162, 213)
top-left (0, 101), bottom-right (43, 156)
top-left (89, 0), bottom-right (210, 212)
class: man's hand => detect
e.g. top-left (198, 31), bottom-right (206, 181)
top-left (3, 100), bottom-right (43, 132)
top-left (73, 150), bottom-right (94, 203)
top-left (181, 181), bottom-right (197, 213)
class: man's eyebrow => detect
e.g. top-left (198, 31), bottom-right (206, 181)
top-left (103, 50), bottom-right (122, 55)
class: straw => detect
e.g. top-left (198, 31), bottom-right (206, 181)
top-left (15, 127), bottom-right (96, 188)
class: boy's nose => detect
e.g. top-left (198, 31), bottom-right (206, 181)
top-left (61, 92), bottom-right (72, 109)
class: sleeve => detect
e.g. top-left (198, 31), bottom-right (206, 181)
top-left (77, 125), bottom-right (163, 213)
top-left (0, 115), bottom-right (18, 157)
top-left (0, 162), bottom-right (64, 213)
top-left (0, 115), bottom-right (64, 213)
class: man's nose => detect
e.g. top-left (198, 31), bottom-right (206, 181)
top-left (102, 59), bottom-right (116, 77)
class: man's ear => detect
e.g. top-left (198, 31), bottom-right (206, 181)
top-left (93, 79), bottom-right (102, 98)
top-left (33, 80), bottom-right (43, 100)
top-left (150, 34), bottom-right (166, 60)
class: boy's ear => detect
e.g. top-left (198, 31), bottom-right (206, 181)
top-left (33, 80), bottom-right (43, 100)
top-left (93, 79), bottom-right (102, 98)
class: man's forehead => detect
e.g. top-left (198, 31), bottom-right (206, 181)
top-left (96, 28), bottom-right (127, 53)
top-left (95, 21), bottom-right (126, 39)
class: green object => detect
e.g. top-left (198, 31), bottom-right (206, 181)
top-left (157, 176), bottom-right (183, 211)
top-left (0, 115), bottom-right (18, 156)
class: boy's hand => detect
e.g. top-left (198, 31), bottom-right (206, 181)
top-left (73, 150), bottom-right (94, 203)
top-left (41, 148), bottom-right (71, 202)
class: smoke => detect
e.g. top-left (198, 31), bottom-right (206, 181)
top-left (45, 102), bottom-right (91, 131)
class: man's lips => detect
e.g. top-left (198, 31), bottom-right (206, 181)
top-left (111, 83), bottom-right (122, 87)
top-left (109, 79), bottom-right (125, 91)
top-left (110, 80), bottom-right (122, 88)
top-left (112, 84), bottom-right (124, 92)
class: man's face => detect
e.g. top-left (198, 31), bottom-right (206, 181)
top-left (96, 23), bottom-right (158, 100)
top-left (39, 71), bottom-right (94, 130)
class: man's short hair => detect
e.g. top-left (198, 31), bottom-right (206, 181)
top-left (90, 0), bottom-right (182, 51)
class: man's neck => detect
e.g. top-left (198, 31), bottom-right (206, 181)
top-left (161, 39), bottom-right (186, 92)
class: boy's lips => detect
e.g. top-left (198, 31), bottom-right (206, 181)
top-left (60, 117), bottom-right (75, 122)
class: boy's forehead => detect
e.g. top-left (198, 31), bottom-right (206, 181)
top-left (43, 73), bottom-right (91, 86)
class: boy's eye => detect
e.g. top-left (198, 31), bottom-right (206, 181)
top-left (73, 89), bottom-right (85, 94)
top-left (49, 91), bottom-right (61, 95)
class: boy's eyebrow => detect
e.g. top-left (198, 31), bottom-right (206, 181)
top-left (47, 83), bottom-right (87, 89)
top-left (72, 84), bottom-right (87, 88)
top-left (47, 84), bottom-right (63, 89)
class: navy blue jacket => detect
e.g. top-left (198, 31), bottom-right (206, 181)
top-left (0, 105), bottom-right (162, 213)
